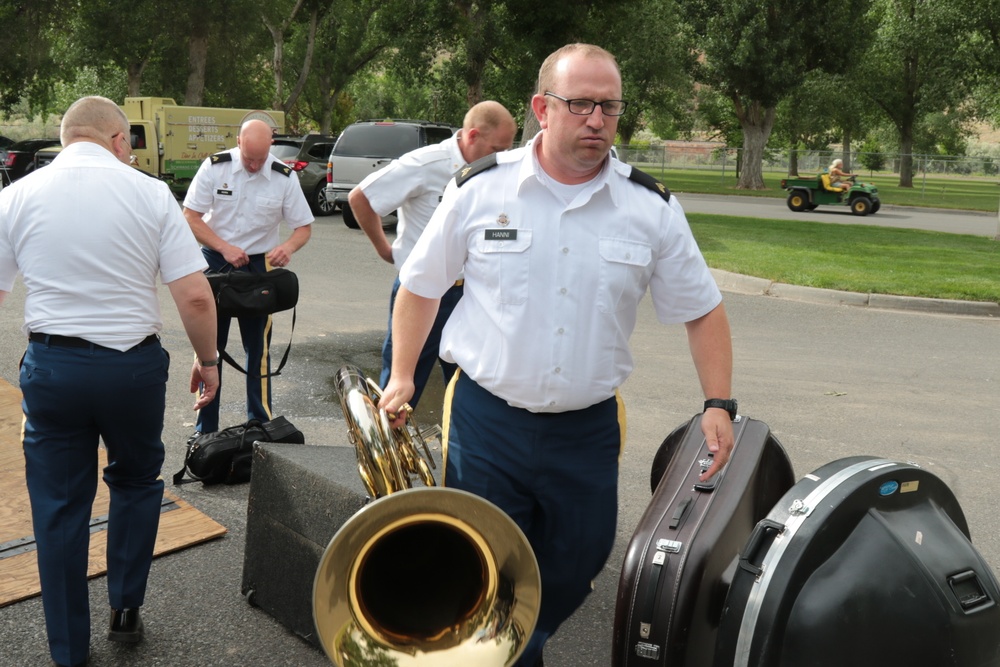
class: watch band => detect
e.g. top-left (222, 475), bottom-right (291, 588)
top-left (704, 398), bottom-right (737, 420)
top-left (199, 356), bottom-right (220, 367)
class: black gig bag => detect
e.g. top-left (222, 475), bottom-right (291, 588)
top-left (612, 414), bottom-right (796, 667)
top-left (205, 266), bottom-right (298, 379)
top-left (172, 416), bottom-right (305, 485)
top-left (206, 267), bottom-right (298, 318)
top-left (714, 456), bottom-right (1000, 667)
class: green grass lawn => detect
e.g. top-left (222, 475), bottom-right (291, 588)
top-left (688, 214), bottom-right (1000, 303)
top-left (642, 166), bottom-right (1000, 213)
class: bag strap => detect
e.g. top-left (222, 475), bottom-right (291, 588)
top-left (219, 307), bottom-right (296, 378)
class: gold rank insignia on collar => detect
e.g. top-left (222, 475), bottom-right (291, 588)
top-left (628, 166), bottom-right (672, 203)
top-left (456, 153), bottom-right (499, 188)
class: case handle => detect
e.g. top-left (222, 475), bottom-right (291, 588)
top-left (738, 519), bottom-right (784, 577)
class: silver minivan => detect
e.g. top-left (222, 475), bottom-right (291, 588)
top-left (325, 119), bottom-right (456, 228)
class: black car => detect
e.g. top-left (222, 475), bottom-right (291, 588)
top-left (2, 138), bottom-right (61, 185)
top-left (270, 134), bottom-right (338, 216)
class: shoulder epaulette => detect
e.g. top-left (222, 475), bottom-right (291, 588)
top-left (455, 153), bottom-right (499, 187)
top-left (271, 161), bottom-right (292, 177)
top-left (628, 166), bottom-right (671, 203)
top-left (210, 152), bottom-right (233, 165)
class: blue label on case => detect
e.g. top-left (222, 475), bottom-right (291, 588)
top-left (879, 480), bottom-right (899, 496)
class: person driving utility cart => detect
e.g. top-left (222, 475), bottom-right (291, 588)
top-left (828, 158), bottom-right (855, 190)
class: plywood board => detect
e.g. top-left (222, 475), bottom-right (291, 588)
top-left (0, 378), bottom-right (226, 607)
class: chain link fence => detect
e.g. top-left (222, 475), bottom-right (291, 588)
top-left (615, 143), bottom-right (1000, 180)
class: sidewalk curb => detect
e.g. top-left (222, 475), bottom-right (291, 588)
top-left (711, 269), bottom-right (1000, 318)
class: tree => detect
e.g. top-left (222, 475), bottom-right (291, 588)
top-left (306, 0), bottom-right (418, 134)
top-left (855, 0), bottom-right (976, 187)
top-left (679, 0), bottom-right (870, 189)
top-left (592, 0), bottom-right (695, 146)
top-left (0, 1), bottom-right (68, 112)
top-left (772, 74), bottom-right (841, 177)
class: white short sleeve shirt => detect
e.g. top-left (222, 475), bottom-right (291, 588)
top-left (400, 133), bottom-right (722, 412)
top-left (183, 147), bottom-right (314, 254)
top-left (0, 142), bottom-right (207, 350)
top-left (358, 134), bottom-right (465, 267)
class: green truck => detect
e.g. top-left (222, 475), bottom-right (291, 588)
top-left (780, 172), bottom-right (881, 216)
top-left (34, 97), bottom-right (285, 194)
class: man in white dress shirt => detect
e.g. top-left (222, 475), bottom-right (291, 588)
top-left (182, 120), bottom-right (313, 439)
top-left (379, 44), bottom-right (736, 667)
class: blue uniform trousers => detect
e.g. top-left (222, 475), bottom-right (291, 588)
top-left (379, 277), bottom-right (462, 409)
top-left (442, 372), bottom-right (622, 667)
top-left (20, 338), bottom-right (169, 666)
top-left (196, 249), bottom-right (272, 434)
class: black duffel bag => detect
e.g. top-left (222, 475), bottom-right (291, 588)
top-left (172, 416), bottom-right (305, 485)
top-left (206, 267), bottom-right (298, 319)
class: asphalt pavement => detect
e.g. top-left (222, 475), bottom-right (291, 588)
top-left (0, 199), bottom-right (997, 667)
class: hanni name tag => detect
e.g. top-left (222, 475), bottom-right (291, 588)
top-left (485, 229), bottom-right (517, 241)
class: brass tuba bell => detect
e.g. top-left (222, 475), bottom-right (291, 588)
top-left (313, 365), bottom-right (541, 666)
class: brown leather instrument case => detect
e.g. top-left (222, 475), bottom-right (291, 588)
top-left (613, 414), bottom-right (795, 666)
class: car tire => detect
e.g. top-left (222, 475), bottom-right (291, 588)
top-left (312, 182), bottom-right (336, 216)
top-left (342, 203), bottom-right (360, 229)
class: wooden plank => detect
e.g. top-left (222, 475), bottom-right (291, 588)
top-left (0, 378), bottom-right (227, 607)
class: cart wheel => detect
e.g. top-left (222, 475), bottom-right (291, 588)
top-left (787, 191), bottom-right (808, 212)
top-left (870, 200), bottom-right (881, 214)
top-left (850, 196), bottom-right (872, 216)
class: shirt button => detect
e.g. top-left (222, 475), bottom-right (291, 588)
top-left (560, 287), bottom-right (567, 295)
top-left (562, 247), bottom-right (569, 254)
top-left (557, 327), bottom-right (564, 334)
top-left (554, 367), bottom-right (561, 374)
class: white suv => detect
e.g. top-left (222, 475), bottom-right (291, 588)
top-left (325, 119), bottom-right (456, 228)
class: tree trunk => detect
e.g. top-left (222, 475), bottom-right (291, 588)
top-left (270, 30), bottom-right (284, 110)
top-left (788, 144), bottom-right (799, 177)
top-left (898, 126), bottom-right (914, 188)
top-left (457, 0), bottom-right (490, 108)
top-left (283, 7), bottom-right (318, 114)
top-left (734, 99), bottom-right (776, 190)
top-left (841, 128), bottom-right (852, 172)
top-left (184, 32), bottom-right (208, 105)
top-left (318, 72), bottom-right (334, 135)
top-left (126, 61), bottom-right (146, 97)
top-left (263, 0), bottom-right (306, 111)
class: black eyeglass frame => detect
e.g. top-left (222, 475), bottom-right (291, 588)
top-left (543, 92), bottom-right (629, 117)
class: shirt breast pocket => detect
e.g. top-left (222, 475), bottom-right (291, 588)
top-left (255, 195), bottom-right (282, 214)
top-left (597, 238), bottom-right (652, 313)
top-left (475, 230), bottom-right (532, 305)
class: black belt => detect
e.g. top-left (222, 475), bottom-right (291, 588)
top-left (28, 333), bottom-right (159, 352)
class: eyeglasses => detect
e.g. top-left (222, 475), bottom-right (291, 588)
top-left (544, 92), bottom-right (628, 117)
